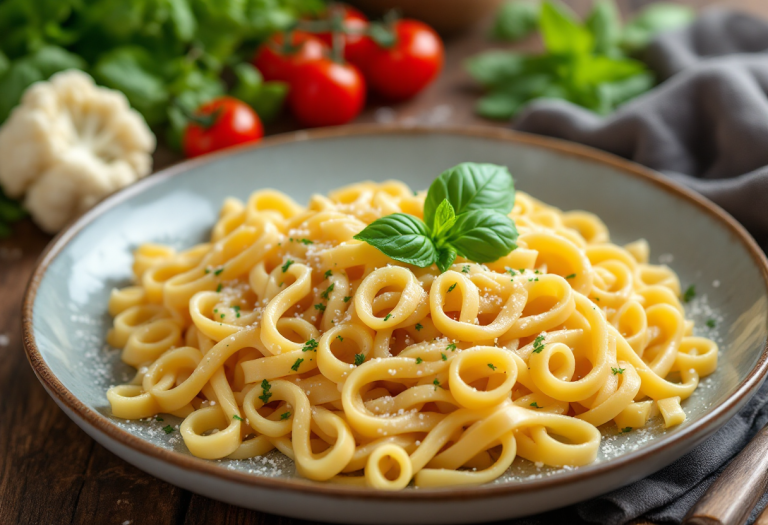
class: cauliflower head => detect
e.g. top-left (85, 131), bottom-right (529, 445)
top-left (0, 70), bottom-right (156, 233)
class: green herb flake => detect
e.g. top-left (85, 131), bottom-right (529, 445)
top-left (291, 358), bottom-right (304, 372)
top-left (488, 363), bottom-right (497, 371)
top-left (611, 367), bottom-right (625, 375)
top-left (343, 296), bottom-right (352, 303)
top-left (162, 425), bottom-right (175, 434)
top-left (233, 305), bottom-right (241, 318)
top-left (447, 283), bottom-right (457, 293)
top-left (446, 342), bottom-right (457, 352)
top-left (415, 323), bottom-right (423, 331)
top-left (384, 313), bottom-right (392, 321)
top-left (314, 303), bottom-right (326, 312)
top-left (302, 339), bottom-right (318, 352)
top-left (621, 427), bottom-right (632, 434)
top-left (324, 270), bottom-right (332, 279)
top-left (216, 284), bottom-right (223, 293)
top-left (233, 414), bottom-right (244, 421)
top-left (259, 379), bottom-right (272, 404)
top-left (204, 268), bottom-right (210, 274)
top-left (281, 260), bottom-right (294, 273)
top-left (462, 265), bottom-right (471, 274)
top-left (416, 357), bottom-right (423, 364)
top-left (214, 267), bottom-right (224, 276)
top-left (683, 285), bottom-right (696, 303)
top-left (532, 334), bottom-right (545, 354)
top-left (706, 318), bottom-right (716, 329)
top-left (280, 412), bottom-right (291, 420)
top-left (300, 238), bottom-right (313, 245)
top-left (530, 402), bottom-right (542, 409)
top-left (565, 273), bottom-right (577, 279)
top-left (336, 335), bottom-right (344, 342)
top-left (354, 353), bottom-right (365, 366)
top-left (321, 283), bottom-right (335, 299)
top-left (155, 417), bottom-right (164, 422)
top-left (433, 378), bottom-right (443, 391)
top-left (441, 353), bottom-right (447, 361)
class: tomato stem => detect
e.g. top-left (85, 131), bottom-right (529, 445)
top-left (177, 102), bottom-right (222, 130)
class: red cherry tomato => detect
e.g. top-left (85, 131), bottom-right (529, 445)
top-left (365, 19), bottom-right (444, 101)
top-left (183, 97), bottom-right (264, 158)
top-left (253, 31), bottom-right (327, 83)
top-left (289, 59), bottom-right (365, 127)
top-left (316, 4), bottom-right (375, 69)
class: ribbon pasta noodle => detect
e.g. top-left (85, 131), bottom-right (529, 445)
top-left (105, 178), bottom-right (718, 489)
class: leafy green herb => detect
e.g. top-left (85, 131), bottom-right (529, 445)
top-left (467, 0), bottom-right (686, 120)
top-left (706, 319), bottom-right (716, 329)
top-left (281, 260), bottom-right (294, 273)
top-left (324, 270), bottom-right (332, 279)
top-left (216, 283), bottom-right (222, 293)
top-left (532, 334), bottom-right (545, 353)
top-left (299, 238), bottom-right (313, 245)
top-left (611, 367), bottom-right (625, 375)
top-left (354, 163), bottom-right (518, 272)
top-left (488, 363), bottom-right (497, 371)
top-left (314, 303), bottom-right (326, 312)
top-left (259, 379), bottom-right (272, 404)
top-left (565, 273), bottom-right (576, 279)
top-left (214, 267), bottom-right (224, 276)
top-left (447, 283), bottom-right (457, 293)
top-left (530, 402), bottom-right (542, 409)
top-left (354, 353), bottom-right (365, 366)
top-left (233, 305), bottom-right (241, 318)
top-left (620, 426), bottom-right (632, 434)
top-left (384, 313), bottom-right (392, 321)
top-left (204, 268), bottom-right (211, 274)
top-left (302, 339), bottom-right (318, 352)
top-left (462, 265), bottom-right (471, 274)
top-left (683, 285), bottom-right (696, 303)
top-left (291, 358), bottom-right (303, 372)
top-left (155, 416), bottom-right (164, 422)
top-left (233, 414), bottom-right (244, 421)
top-left (415, 323), bottom-right (423, 331)
top-left (321, 283), bottom-right (335, 299)
top-left (441, 353), bottom-right (448, 361)
top-left (433, 379), bottom-right (444, 391)
top-left (416, 357), bottom-right (423, 364)
top-left (343, 296), bottom-right (351, 303)
top-left (162, 425), bottom-right (175, 434)
top-left (336, 335), bottom-right (344, 342)
top-left (446, 342), bottom-right (457, 352)
top-left (280, 412), bottom-right (291, 420)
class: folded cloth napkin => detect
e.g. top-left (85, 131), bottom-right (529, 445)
top-left (507, 9), bottom-right (768, 525)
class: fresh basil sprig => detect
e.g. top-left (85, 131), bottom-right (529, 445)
top-left (353, 163), bottom-right (518, 272)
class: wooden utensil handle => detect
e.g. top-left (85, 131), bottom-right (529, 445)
top-left (684, 425), bottom-right (768, 525)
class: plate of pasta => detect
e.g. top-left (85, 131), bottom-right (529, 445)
top-left (23, 126), bottom-right (768, 524)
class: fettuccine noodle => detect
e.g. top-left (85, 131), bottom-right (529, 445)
top-left (105, 180), bottom-right (717, 489)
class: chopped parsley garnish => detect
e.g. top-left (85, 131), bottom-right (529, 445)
top-left (415, 323), bottom-right (423, 331)
top-left (611, 367), bottom-right (625, 375)
top-left (291, 358), bottom-right (304, 372)
top-left (280, 412), bottom-right (291, 420)
top-left (620, 427), bottom-right (632, 434)
top-left (281, 260), bottom-right (294, 273)
top-left (214, 268), bottom-right (224, 276)
top-left (343, 296), bottom-right (351, 303)
top-left (324, 270), bottom-right (332, 279)
top-left (447, 283), bottom-right (457, 293)
top-left (528, 278), bottom-right (533, 282)
top-left (302, 339), bottom-right (318, 352)
top-left (204, 268), bottom-right (210, 274)
top-left (532, 334), bottom-right (545, 354)
top-left (299, 238), bottom-right (313, 245)
top-left (216, 283), bottom-right (222, 293)
top-left (594, 297), bottom-right (600, 301)
top-left (233, 305), bottom-right (241, 318)
top-left (415, 357), bottom-right (423, 364)
top-left (706, 318), bottom-right (716, 328)
top-left (233, 414), bottom-right (244, 421)
top-left (155, 416), bottom-right (164, 422)
top-left (336, 335), bottom-right (344, 342)
top-left (519, 268), bottom-right (525, 274)
top-left (384, 313), bottom-right (392, 321)
top-left (683, 285), bottom-right (696, 303)
top-left (314, 303), bottom-right (326, 312)
top-left (530, 402), bottom-right (542, 409)
top-left (321, 283), bottom-right (335, 299)
top-left (433, 379), bottom-right (443, 391)
top-left (462, 265), bottom-right (470, 274)
top-left (259, 379), bottom-right (272, 404)
top-left (488, 363), bottom-right (497, 371)
top-left (162, 425), bottom-right (175, 434)
top-left (446, 342), bottom-right (456, 351)
top-left (220, 313), bottom-right (225, 319)
top-left (441, 353), bottom-right (447, 361)
top-left (354, 353), bottom-right (365, 366)
top-left (565, 273), bottom-right (576, 279)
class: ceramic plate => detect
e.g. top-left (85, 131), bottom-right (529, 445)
top-left (23, 126), bottom-right (768, 524)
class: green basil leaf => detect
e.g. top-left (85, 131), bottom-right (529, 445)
top-left (597, 72), bottom-right (655, 110)
top-left (622, 3), bottom-right (694, 52)
top-left (573, 55), bottom-right (646, 86)
top-left (465, 51), bottom-right (527, 88)
top-left (432, 199), bottom-right (457, 239)
top-left (424, 163), bottom-right (515, 231)
top-left (353, 213), bottom-right (437, 268)
top-left (586, 0), bottom-right (622, 56)
top-left (539, 1), bottom-right (593, 56)
top-left (436, 247), bottom-right (458, 274)
top-left (443, 210), bottom-right (518, 263)
top-left (491, 1), bottom-right (540, 42)
top-left (476, 91), bottom-right (525, 120)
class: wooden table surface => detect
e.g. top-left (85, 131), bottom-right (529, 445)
top-left (2, 1), bottom-right (766, 524)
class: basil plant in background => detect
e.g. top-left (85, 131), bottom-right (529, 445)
top-left (354, 163), bottom-right (519, 273)
top-left (468, 0), bottom-right (695, 120)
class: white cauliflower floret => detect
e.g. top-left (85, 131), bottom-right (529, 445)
top-left (0, 70), bottom-right (155, 233)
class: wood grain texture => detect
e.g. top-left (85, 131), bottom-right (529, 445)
top-left (1, 2), bottom-right (765, 524)
top-left (683, 425), bottom-right (768, 525)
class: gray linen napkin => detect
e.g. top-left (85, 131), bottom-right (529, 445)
top-left (506, 9), bottom-right (768, 525)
